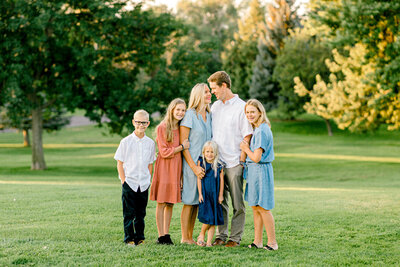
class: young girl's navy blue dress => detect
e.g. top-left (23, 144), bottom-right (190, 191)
top-left (197, 157), bottom-right (224, 226)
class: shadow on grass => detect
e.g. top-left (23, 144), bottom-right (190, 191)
top-left (0, 165), bottom-right (116, 178)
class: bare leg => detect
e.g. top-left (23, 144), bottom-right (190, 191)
top-left (252, 206), bottom-right (263, 247)
top-left (207, 226), bottom-right (215, 247)
top-left (181, 205), bottom-right (197, 244)
top-left (163, 203), bottom-right (174, 234)
top-left (188, 205), bottom-right (198, 244)
top-left (181, 204), bottom-right (192, 243)
top-left (156, 203), bottom-right (166, 237)
top-left (258, 207), bottom-right (278, 250)
top-left (197, 224), bottom-right (209, 246)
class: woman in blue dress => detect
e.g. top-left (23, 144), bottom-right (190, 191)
top-left (180, 83), bottom-right (212, 244)
top-left (240, 99), bottom-right (278, 251)
top-left (196, 141), bottom-right (224, 247)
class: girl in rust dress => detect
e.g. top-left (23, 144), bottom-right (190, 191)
top-left (150, 98), bottom-right (189, 245)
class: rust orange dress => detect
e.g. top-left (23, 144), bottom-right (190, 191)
top-left (150, 122), bottom-right (182, 203)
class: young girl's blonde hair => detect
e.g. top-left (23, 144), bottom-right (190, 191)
top-left (188, 83), bottom-right (211, 114)
top-left (158, 98), bottom-right (186, 142)
top-left (201, 141), bottom-right (220, 177)
top-left (245, 99), bottom-right (271, 129)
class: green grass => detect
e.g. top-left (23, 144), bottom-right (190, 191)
top-left (1, 116), bottom-right (400, 266)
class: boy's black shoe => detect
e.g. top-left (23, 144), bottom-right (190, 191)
top-left (135, 240), bottom-right (144, 246)
top-left (164, 234), bottom-right (174, 245)
top-left (126, 241), bottom-right (136, 247)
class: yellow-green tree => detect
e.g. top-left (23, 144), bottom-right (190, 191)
top-left (294, 44), bottom-right (392, 133)
top-left (294, 0), bottom-right (400, 134)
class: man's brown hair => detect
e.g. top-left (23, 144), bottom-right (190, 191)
top-left (207, 71), bottom-right (231, 89)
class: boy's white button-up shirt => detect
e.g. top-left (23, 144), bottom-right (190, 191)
top-left (114, 132), bottom-right (156, 192)
top-left (211, 95), bottom-right (253, 168)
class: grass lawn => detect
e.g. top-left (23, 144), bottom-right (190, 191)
top-left (1, 117), bottom-right (400, 266)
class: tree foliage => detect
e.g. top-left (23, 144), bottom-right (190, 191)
top-left (294, 44), bottom-right (391, 132)
top-left (250, 0), bottom-right (300, 112)
top-left (274, 27), bottom-right (331, 119)
top-left (296, 0), bottom-right (400, 132)
top-left (176, 0), bottom-right (239, 74)
top-left (0, 0), bottom-right (180, 169)
top-left (223, 0), bottom-right (265, 99)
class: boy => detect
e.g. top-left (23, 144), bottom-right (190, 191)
top-left (114, 109), bottom-right (156, 246)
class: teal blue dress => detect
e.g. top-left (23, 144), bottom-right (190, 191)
top-left (197, 157), bottom-right (224, 226)
top-left (181, 109), bottom-right (212, 205)
top-left (244, 123), bottom-right (275, 210)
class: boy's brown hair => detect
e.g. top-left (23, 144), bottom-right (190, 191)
top-left (207, 71), bottom-right (231, 89)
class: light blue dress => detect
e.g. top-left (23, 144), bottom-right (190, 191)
top-left (181, 109), bottom-right (212, 205)
top-left (244, 123), bottom-right (275, 210)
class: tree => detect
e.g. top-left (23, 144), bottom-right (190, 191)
top-left (249, 40), bottom-right (278, 111)
top-left (0, 107), bottom-right (70, 146)
top-left (250, 0), bottom-right (300, 111)
top-left (297, 0), bottom-right (400, 131)
top-left (273, 28), bottom-right (331, 120)
top-left (176, 0), bottom-right (239, 73)
top-left (294, 44), bottom-right (388, 133)
top-left (223, 0), bottom-right (265, 99)
top-left (0, 0), bottom-right (180, 169)
top-left (145, 38), bottom-right (212, 111)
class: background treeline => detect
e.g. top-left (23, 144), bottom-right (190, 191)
top-left (1, 0), bottom-right (399, 169)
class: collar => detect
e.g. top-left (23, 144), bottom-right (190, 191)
top-left (223, 94), bottom-right (239, 105)
top-left (132, 132), bottom-right (146, 142)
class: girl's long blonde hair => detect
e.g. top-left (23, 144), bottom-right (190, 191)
top-left (245, 99), bottom-right (271, 129)
top-left (188, 83), bottom-right (211, 114)
top-left (201, 141), bottom-right (220, 177)
top-left (158, 98), bottom-right (186, 142)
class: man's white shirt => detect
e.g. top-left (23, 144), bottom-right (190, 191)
top-left (114, 132), bottom-right (156, 192)
top-left (211, 95), bottom-right (253, 168)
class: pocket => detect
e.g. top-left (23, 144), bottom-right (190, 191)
top-left (122, 181), bottom-right (127, 190)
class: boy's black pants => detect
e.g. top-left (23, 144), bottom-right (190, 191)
top-left (121, 182), bottom-right (148, 243)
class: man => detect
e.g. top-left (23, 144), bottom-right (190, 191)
top-left (208, 71), bottom-right (253, 247)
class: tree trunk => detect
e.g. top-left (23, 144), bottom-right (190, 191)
top-left (31, 107), bottom-right (46, 170)
top-left (23, 129), bottom-right (30, 147)
top-left (324, 119), bottom-right (333, 136)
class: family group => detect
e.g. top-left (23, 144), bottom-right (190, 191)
top-left (114, 71), bottom-right (278, 251)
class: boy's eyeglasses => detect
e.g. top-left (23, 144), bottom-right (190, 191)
top-left (134, 121), bottom-right (149, 126)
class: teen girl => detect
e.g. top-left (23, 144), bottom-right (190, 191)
top-left (240, 99), bottom-right (278, 251)
top-left (150, 98), bottom-right (190, 245)
top-left (196, 141), bottom-right (224, 247)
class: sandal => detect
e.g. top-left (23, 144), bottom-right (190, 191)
top-left (248, 243), bottom-right (262, 249)
top-left (263, 244), bottom-right (278, 251)
top-left (196, 240), bottom-right (206, 247)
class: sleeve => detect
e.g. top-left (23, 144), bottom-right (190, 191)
top-left (239, 107), bottom-right (253, 138)
top-left (197, 156), bottom-right (204, 168)
top-left (157, 124), bottom-right (175, 159)
top-left (252, 127), bottom-right (270, 153)
top-left (114, 139), bottom-right (126, 162)
top-left (180, 109), bottom-right (193, 129)
top-left (149, 141), bottom-right (156, 164)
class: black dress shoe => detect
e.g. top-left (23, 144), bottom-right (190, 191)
top-left (164, 234), bottom-right (174, 245)
top-left (156, 235), bottom-right (166, 244)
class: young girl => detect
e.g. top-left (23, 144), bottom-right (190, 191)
top-left (150, 98), bottom-right (190, 245)
top-left (196, 141), bottom-right (224, 247)
top-left (240, 99), bottom-right (278, 251)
